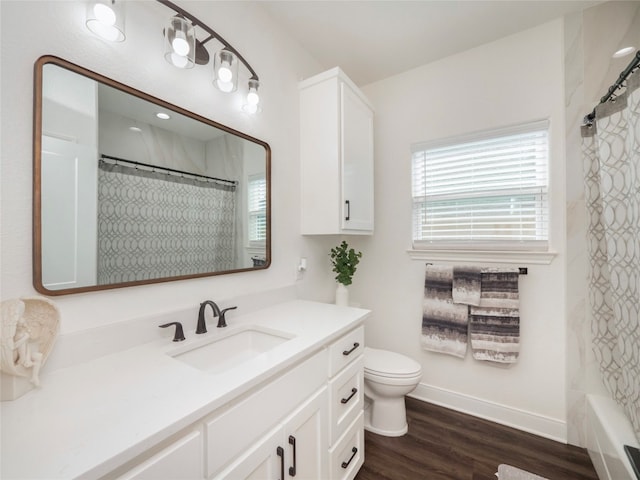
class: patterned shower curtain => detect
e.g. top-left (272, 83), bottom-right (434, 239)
top-left (97, 162), bottom-right (237, 284)
top-left (581, 70), bottom-right (640, 441)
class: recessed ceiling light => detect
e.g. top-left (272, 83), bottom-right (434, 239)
top-left (129, 126), bottom-right (142, 132)
top-left (613, 46), bottom-right (635, 58)
top-left (156, 112), bottom-right (171, 120)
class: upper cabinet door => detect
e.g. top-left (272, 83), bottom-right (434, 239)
top-left (340, 82), bottom-right (374, 232)
top-left (300, 67), bottom-right (374, 235)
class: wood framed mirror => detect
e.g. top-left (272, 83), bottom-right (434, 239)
top-left (33, 56), bottom-right (271, 296)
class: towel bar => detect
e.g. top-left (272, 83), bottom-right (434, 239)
top-left (424, 263), bottom-right (528, 275)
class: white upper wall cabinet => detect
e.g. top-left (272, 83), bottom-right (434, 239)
top-left (300, 67), bottom-right (374, 235)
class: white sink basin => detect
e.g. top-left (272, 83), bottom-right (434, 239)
top-left (170, 326), bottom-right (294, 374)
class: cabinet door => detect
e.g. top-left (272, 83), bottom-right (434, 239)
top-left (213, 426), bottom-right (283, 480)
top-left (282, 387), bottom-right (329, 480)
top-left (341, 82), bottom-right (374, 232)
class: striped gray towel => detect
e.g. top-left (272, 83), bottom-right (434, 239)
top-left (422, 265), bottom-right (469, 358)
top-left (470, 270), bottom-right (520, 364)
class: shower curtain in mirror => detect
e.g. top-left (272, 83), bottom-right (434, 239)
top-left (97, 162), bottom-right (237, 284)
top-left (581, 69), bottom-right (640, 441)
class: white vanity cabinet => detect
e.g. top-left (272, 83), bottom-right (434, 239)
top-left (2, 300), bottom-right (370, 480)
top-left (300, 67), bottom-right (374, 235)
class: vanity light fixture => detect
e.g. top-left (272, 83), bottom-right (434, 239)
top-left (156, 0), bottom-right (261, 110)
top-left (85, 0), bottom-right (126, 42)
top-left (164, 15), bottom-right (196, 69)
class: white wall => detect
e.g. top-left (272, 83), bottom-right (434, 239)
top-left (354, 19), bottom-right (568, 441)
top-left (0, 0), bottom-right (339, 335)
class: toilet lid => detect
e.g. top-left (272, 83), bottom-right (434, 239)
top-left (364, 347), bottom-right (422, 377)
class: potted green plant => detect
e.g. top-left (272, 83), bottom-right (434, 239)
top-left (329, 240), bottom-right (362, 306)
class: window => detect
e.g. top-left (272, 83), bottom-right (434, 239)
top-left (248, 174), bottom-right (267, 243)
top-left (411, 120), bottom-right (549, 251)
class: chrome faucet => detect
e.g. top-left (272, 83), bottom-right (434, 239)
top-left (196, 301), bottom-right (238, 333)
top-left (196, 300), bottom-right (220, 334)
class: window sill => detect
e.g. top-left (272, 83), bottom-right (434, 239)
top-left (407, 248), bottom-right (557, 265)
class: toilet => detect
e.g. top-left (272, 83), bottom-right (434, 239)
top-left (363, 347), bottom-right (422, 437)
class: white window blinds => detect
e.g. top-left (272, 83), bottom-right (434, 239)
top-left (412, 120), bottom-right (549, 250)
top-left (248, 174), bottom-right (267, 243)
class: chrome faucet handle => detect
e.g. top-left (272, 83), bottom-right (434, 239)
top-left (217, 306), bottom-right (237, 328)
top-left (159, 322), bottom-right (186, 342)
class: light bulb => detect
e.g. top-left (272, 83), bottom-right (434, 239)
top-left (172, 35), bottom-right (190, 56)
top-left (218, 63), bottom-right (233, 83)
top-left (93, 3), bottom-right (116, 25)
top-left (247, 90), bottom-right (259, 106)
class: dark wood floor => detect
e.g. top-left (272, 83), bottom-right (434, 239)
top-left (356, 397), bottom-right (598, 480)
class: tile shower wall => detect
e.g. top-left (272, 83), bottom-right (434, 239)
top-left (564, 1), bottom-right (640, 447)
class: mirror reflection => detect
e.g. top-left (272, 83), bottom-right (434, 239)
top-left (34, 56), bottom-right (270, 295)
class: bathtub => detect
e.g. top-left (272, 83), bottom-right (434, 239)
top-left (586, 394), bottom-right (639, 480)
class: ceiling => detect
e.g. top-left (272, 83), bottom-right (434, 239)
top-left (259, 0), bottom-right (602, 86)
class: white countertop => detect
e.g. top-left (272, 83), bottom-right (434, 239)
top-left (1, 300), bottom-right (369, 479)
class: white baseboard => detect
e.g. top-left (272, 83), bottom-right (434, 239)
top-left (409, 383), bottom-right (568, 443)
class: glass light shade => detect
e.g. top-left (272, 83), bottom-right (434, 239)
top-left (247, 79), bottom-right (260, 106)
top-left (164, 16), bottom-right (196, 69)
top-left (86, 0), bottom-right (125, 42)
top-left (213, 50), bottom-right (238, 93)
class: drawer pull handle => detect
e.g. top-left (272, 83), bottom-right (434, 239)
top-left (342, 342), bottom-right (360, 356)
top-left (277, 446), bottom-right (284, 480)
top-left (340, 388), bottom-right (358, 404)
top-left (345, 200), bottom-right (351, 221)
top-left (288, 435), bottom-right (297, 477)
top-left (341, 447), bottom-right (358, 469)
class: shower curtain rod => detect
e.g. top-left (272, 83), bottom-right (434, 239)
top-left (99, 154), bottom-right (238, 186)
top-left (583, 51), bottom-right (640, 126)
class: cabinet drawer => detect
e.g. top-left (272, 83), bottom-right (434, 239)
top-left (329, 412), bottom-right (364, 480)
top-left (328, 326), bottom-right (364, 377)
top-left (205, 350), bottom-right (327, 477)
top-left (329, 356), bottom-right (364, 444)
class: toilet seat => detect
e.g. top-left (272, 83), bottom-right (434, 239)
top-left (364, 347), bottom-right (422, 378)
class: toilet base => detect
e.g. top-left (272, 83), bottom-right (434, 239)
top-left (364, 400), bottom-right (408, 437)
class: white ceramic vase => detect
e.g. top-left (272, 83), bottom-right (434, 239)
top-left (335, 283), bottom-right (349, 306)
